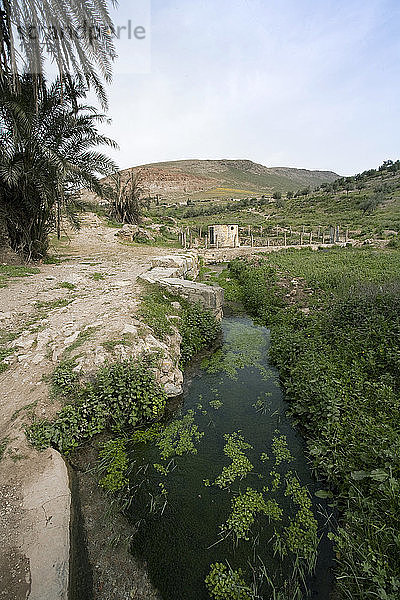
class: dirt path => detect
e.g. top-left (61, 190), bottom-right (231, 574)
top-left (0, 216), bottom-right (177, 600)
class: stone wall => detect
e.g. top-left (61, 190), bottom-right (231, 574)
top-left (139, 253), bottom-right (224, 320)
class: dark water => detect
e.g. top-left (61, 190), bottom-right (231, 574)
top-left (127, 317), bottom-right (334, 599)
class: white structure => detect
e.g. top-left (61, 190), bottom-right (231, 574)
top-left (208, 224), bottom-right (239, 248)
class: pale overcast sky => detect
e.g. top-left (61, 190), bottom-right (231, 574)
top-left (98, 0), bottom-right (400, 175)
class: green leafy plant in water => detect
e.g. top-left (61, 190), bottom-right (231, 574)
top-left (202, 322), bottom-right (267, 379)
top-left (206, 432), bottom-right (254, 489)
top-left (252, 392), bottom-right (272, 414)
top-left (220, 487), bottom-right (283, 542)
top-left (156, 410), bottom-right (204, 460)
top-left (98, 438), bottom-right (129, 493)
top-left (278, 471), bottom-right (318, 563)
top-left (269, 470), bottom-right (281, 492)
top-left (271, 433), bottom-right (294, 466)
top-left (209, 398), bottom-right (223, 410)
top-left (205, 563), bottom-right (252, 600)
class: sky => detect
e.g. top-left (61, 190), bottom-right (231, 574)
top-left (96, 0), bottom-right (400, 175)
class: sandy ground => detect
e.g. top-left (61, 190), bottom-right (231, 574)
top-left (0, 216), bottom-right (173, 600)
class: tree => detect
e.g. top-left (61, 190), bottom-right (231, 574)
top-left (272, 191), bottom-right (282, 200)
top-left (0, 75), bottom-right (117, 259)
top-left (286, 190), bottom-right (294, 199)
top-left (359, 193), bottom-right (384, 214)
top-left (102, 169), bottom-right (145, 225)
top-left (0, 0), bottom-right (116, 106)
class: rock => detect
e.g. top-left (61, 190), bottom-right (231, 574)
top-left (64, 331), bottom-right (80, 345)
top-left (139, 256), bottom-right (223, 320)
top-left (117, 224), bottom-right (155, 243)
top-left (164, 383), bottom-right (183, 397)
top-left (32, 354), bottom-right (45, 365)
top-left (12, 336), bottom-right (36, 350)
top-left (112, 280), bottom-right (132, 287)
top-left (20, 449), bottom-right (71, 600)
top-left (122, 324), bottom-right (138, 335)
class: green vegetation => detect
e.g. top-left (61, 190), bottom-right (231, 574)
top-left (26, 355), bottom-right (167, 454)
top-left (155, 410), bottom-right (204, 460)
top-left (0, 76), bottom-right (117, 260)
top-left (221, 487), bottom-right (282, 541)
top-left (205, 432), bottom-right (254, 489)
top-left (50, 359), bottom-right (79, 396)
top-left (205, 563), bottom-right (252, 600)
top-left (204, 430), bottom-right (319, 599)
top-left (0, 437), bottom-right (10, 461)
top-left (101, 335), bottom-right (134, 352)
top-left (97, 439), bottom-right (129, 493)
top-left (179, 300), bottom-right (222, 366)
top-left (143, 161), bottom-right (400, 243)
top-left (34, 298), bottom-right (72, 312)
top-left (138, 283), bottom-right (221, 367)
top-left (58, 282), bottom-right (76, 290)
top-left (227, 246), bottom-right (400, 600)
top-left (201, 321), bottom-right (270, 379)
top-left (90, 272), bottom-right (106, 281)
top-left (0, 264), bottom-right (40, 288)
top-left (62, 326), bottom-right (98, 357)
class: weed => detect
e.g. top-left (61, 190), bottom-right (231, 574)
top-left (58, 281), bottom-right (76, 290)
top-left (90, 272), bottom-right (105, 281)
top-left (0, 264), bottom-right (40, 287)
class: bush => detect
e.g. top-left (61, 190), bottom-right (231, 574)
top-left (27, 355), bottom-right (167, 454)
top-left (179, 302), bottom-right (222, 366)
top-left (229, 255), bottom-right (400, 600)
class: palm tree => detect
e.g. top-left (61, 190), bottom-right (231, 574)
top-left (0, 0), bottom-right (116, 106)
top-left (101, 169), bottom-right (146, 225)
top-left (0, 75), bottom-right (118, 259)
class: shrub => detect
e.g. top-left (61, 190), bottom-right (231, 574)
top-left (179, 302), bottom-right (221, 366)
top-left (26, 355), bottom-right (167, 454)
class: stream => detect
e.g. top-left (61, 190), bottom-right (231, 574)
top-left (126, 316), bottom-right (334, 599)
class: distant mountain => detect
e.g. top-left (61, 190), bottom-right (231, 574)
top-left (117, 159), bottom-right (339, 201)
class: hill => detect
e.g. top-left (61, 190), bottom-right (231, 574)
top-left (121, 159), bottom-right (339, 201)
top-left (144, 160), bottom-right (400, 243)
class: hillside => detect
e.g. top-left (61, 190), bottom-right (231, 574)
top-left (144, 160), bottom-right (400, 243)
top-left (119, 159), bottom-right (339, 201)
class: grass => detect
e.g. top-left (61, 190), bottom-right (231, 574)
top-left (34, 298), bottom-right (72, 312)
top-left (90, 272), bottom-right (106, 281)
top-left (0, 437), bottom-right (10, 461)
top-left (0, 329), bottom-right (19, 373)
top-left (62, 326), bottom-right (99, 357)
top-left (0, 264), bottom-right (40, 287)
top-left (227, 246), bottom-right (400, 600)
top-left (143, 164), bottom-right (400, 241)
top-left (58, 281), bottom-right (76, 290)
top-left (101, 335), bottom-right (134, 352)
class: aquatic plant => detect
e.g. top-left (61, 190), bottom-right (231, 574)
top-left (156, 410), bottom-right (204, 460)
top-left (271, 434), bottom-right (294, 466)
top-left (205, 563), bottom-right (252, 600)
top-left (206, 432), bottom-right (254, 489)
top-left (202, 322), bottom-right (268, 379)
top-left (221, 487), bottom-right (283, 542)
